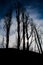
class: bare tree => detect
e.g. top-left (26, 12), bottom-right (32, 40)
top-left (24, 15), bottom-right (43, 53)
top-left (21, 10), bottom-right (26, 50)
top-left (4, 8), bottom-right (12, 48)
top-left (34, 25), bottom-right (42, 53)
top-left (29, 18), bottom-right (43, 53)
top-left (25, 14), bottom-right (29, 50)
top-left (16, 2), bottom-right (22, 50)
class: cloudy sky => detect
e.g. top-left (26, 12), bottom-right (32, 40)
top-left (0, 0), bottom-right (43, 51)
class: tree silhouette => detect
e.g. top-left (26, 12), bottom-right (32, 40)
top-left (29, 18), bottom-right (43, 53)
top-left (34, 25), bottom-right (42, 53)
top-left (16, 2), bottom-right (21, 50)
top-left (21, 10), bottom-right (26, 50)
top-left (4, 8), bottom-right (12, 48)
top-left (25, 14), bottom-right (29, 51)
top-left (3, 1), bottom-right (43, 53)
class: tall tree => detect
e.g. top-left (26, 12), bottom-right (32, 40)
top-left (22, 10), bottom-right (25, 50)
top-left (4, 8), bottom-right (12, 48)
top-left (34, 25), bottom-right (42, 53)
top-left (25, 15), bottom-right (29, 51)
top-left (16, 2), bottom-right (21, 50)
top-left (30, 18), bottom-right (42, 53)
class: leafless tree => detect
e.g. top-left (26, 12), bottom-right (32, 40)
top-left (25, 14), bottom-right (29, 50)
top-left (29, 18), bottom-right (43, 53)
top-left (22, 10), bottom-right (25, 50)
top-left (24, 13), bottom-right (43, 53)
top-left (34, 25), bottom-right (42, 53)
top-left (16, 1), bottom-right (22, 50)
top-left (4, 8), bottom-right (13, 48)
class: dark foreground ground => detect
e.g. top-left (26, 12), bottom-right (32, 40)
top-left (0, 49), bottom-right (42, 63)
top-left (0, 48), bottom-right (42, 56)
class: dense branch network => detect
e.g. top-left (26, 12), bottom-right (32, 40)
top-left (0, 1), bottom-right (42, 53)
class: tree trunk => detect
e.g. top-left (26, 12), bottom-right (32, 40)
top-left (16, 7), bottom-right (20, 50)
top-left (6, 28), bottom-right (9, 48)
top-left (34, 26), bottom-right (42, 53)
top-left (23, 22), bottom-right (25, 50)
top-left (22, 12), bottom-right (25, 50)
top-left (17, 19), bottom-right (20, 50)
top-left (25, 16), bottom-right (29, 51)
